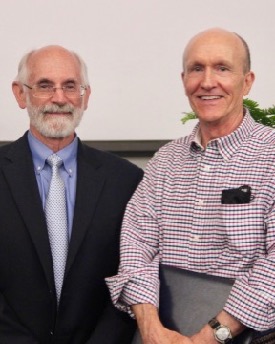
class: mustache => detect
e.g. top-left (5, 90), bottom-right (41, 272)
top-left (41, 104), bottom-right (75, 114)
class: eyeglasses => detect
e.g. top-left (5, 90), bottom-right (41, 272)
top-left (23, 83), bottom-right (87, 99)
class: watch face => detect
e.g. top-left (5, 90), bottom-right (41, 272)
top-left (216, 327), bottom-right (230, 340)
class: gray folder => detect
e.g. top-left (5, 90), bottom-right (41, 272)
top-left (131, 264), bottom-right (254, 343)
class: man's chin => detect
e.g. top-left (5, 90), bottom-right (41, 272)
top-left (28, 108), bottom-right (83, 139)
top-left (43, 112), bottom-right (72, 118)
top-left (43, 129), bottom-right (74, 138)
top-left (34, 123), bottom-right (75, 139)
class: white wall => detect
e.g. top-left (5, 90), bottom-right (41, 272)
top-left (1, 0), bottom-right (274, 141)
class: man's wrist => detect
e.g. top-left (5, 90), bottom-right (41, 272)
top-left (216, 310), bottom-right (246, 336)
top-left (208, 317), bottom-right (232, 343)
top-left (131, 303), bottom-right (165, 342)
top-left (207, 310), bottom-right (246, 343)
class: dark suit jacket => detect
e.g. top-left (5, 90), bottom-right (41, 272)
top-left (0, 132), bottom-right (143, 344)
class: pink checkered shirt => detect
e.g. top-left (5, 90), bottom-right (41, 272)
top-left (106, 111), bottom-right (275, 331)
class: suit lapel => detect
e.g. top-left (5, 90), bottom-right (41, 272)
top-left (65, 143), bottom-right (106, 275)
top-left (2, 135), bottom-right (54, 289)
top-left (3, 137), bottom-right (107, 285)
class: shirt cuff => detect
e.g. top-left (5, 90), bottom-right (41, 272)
top-left (224, 278), bottom-right (275, 331)
top-left (106, 270), bottom-right (159, 318)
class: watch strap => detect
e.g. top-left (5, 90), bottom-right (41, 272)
top-left (209, 317), bottom-right (221, 329)
top-left (208, 317), bottom-right (232, 343)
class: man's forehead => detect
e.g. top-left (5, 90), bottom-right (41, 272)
top-left (27, 47), bottom-right (81, 82)
top-left (183, 30), bottom-right (244, 67)
top-left (185, 52), bottom-right (234, 66)
top-left (28, 50), bottom-right (78, 69)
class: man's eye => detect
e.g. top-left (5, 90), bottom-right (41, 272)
top-left (38, 84), bottom-right (52, 90)
top-left (218, 66), bottom-right (228, 72)
top-left (192, 66), bottom-right (202, 72)
top-left (64, 85), bottom-right (76, 91)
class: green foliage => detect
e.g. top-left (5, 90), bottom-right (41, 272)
top-left (181, 98), bottom-right (275, 128)
top-left (181, 112), bottom-right (197, 124)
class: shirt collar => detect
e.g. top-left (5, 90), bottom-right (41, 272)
top-left (27, 130), bottom-right (78, 176)
top-left (189, 109), bottom-right (256, 161)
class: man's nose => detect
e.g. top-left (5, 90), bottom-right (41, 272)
top-left (200, 69), bottom-right (217, 89)
top-left (50, 87), bottom-right (68, 104)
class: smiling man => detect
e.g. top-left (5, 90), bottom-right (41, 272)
top-left (107, 28), bottom-right (275, 343)
top-left (0, 45), bottom-right (143, 343)
top-left (182, 29), bottom-right (254, 147)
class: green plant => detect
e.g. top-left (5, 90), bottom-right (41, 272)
top-left (181, 98), bottom-right (275, 128)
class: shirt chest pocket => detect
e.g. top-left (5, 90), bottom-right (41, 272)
top-left (219, 202), bottom-right (265, 250)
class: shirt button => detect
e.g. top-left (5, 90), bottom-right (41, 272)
top-left (197, 199), bottom-right (204, 205)
top-left (191, 235), bottom-right (201, 242)
top-left (202, 165), bottom-right (211, 171)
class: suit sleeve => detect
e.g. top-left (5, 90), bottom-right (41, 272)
top-left (85, 164), bottom-right (143, 344)
top-left (85, 300), bottom-right (137, 344)
top-left (0, 294), bottom-right (39, 343)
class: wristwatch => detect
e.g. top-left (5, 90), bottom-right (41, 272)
top-left (208, 317), bottom-right (232, 343)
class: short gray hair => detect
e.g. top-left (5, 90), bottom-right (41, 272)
top-left (15, 47), bottom-right (90, 86)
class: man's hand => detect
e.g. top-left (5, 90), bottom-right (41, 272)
top-left (132, 304), bottom-right (245, 344)
top-left (131, 303), bottom-right (213, 344)
top-left (132, 303), bottom-right (185, 343)
top-left (137, 325), bottom-right (218, 344)
top-left (139, 325), bottom-right (186, 344)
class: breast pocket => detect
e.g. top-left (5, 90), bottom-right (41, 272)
top-left (220, 202), bottom-right (265, 251)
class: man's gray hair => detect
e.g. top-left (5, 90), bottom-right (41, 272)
top-left (233, 32), bottom-right (251, 73)
top-left (15, 48), bottom-right (90, 86)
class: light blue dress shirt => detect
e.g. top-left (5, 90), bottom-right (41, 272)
top-left (28, 131), bottom-right (78, 240)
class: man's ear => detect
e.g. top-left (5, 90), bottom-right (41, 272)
top-left (83, 85), bottom-right (91, 110)
top-left (243, 71), bottom-right (255, 96)
top-left (12, 82), bottom-right (27, 109)
top-left (181, 72), bottom-right (188, 96)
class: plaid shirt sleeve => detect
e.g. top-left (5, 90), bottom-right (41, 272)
top-left (224, 204), bottom-right (275, 330)
top-left (106, 155), bottom-right (162, 317)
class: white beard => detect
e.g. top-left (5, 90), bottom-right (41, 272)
top-left (26, 100), bottom-right (84, 138)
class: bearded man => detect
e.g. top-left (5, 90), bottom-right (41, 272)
top-left (0, 45), bottom-right (143, 344)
